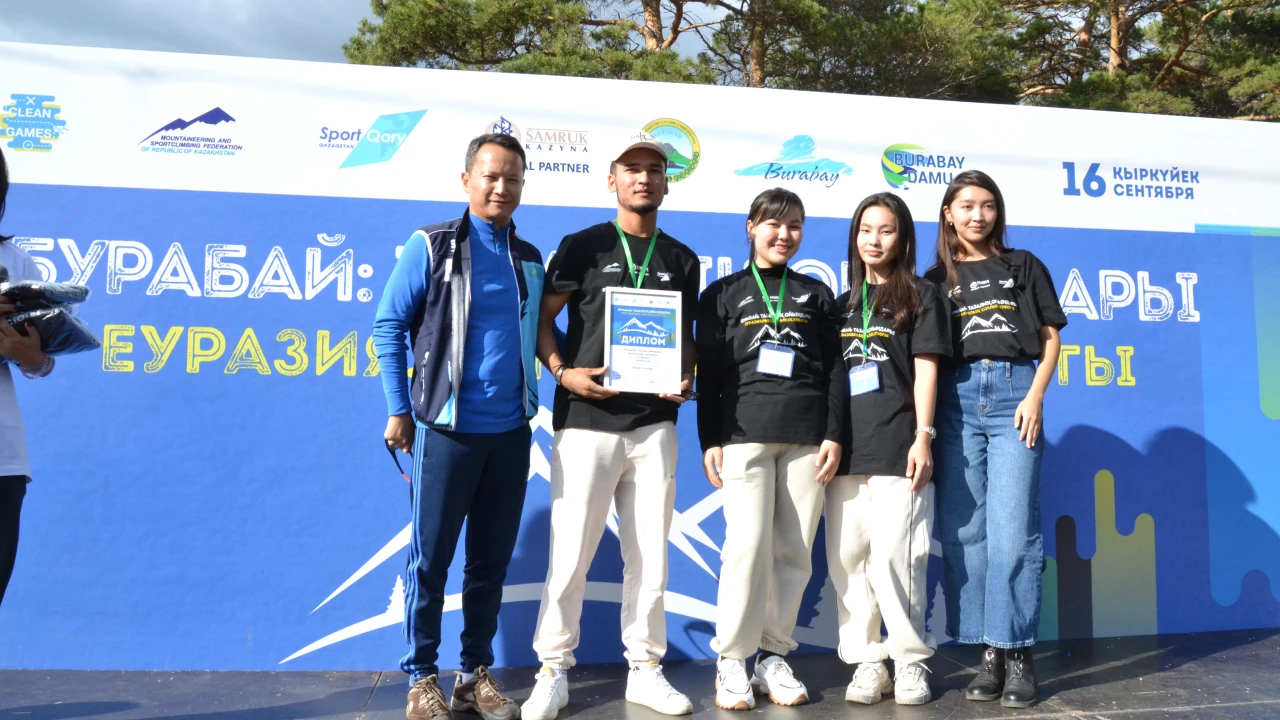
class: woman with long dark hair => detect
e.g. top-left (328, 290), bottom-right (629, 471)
top-left (924, 170), bottom-right (1066, 708)
top-left (825, 192), bottom-right (951, 706)
top-left (696, 187), bottom-right (846, 711)
top-left (0, 146), bottom-right (55, 607)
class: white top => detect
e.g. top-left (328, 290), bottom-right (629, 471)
top-left (0, 240), bottom-right (39, 479)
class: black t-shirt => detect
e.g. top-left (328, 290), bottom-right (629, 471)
top-left (546, 222), bottom-right (701, 432)
top-left (695, 265), bottom-right (848, 451)
top-left (836, 279), bottom-right (952, 477)
top-left (923, 249), bottom-right (1068, 362)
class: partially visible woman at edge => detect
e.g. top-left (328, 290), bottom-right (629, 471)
top-left (825, 192), bottom-right (951, 707)
top-left (696, 187), bottom-right (847, 712)
top-left (0, 146), bottom-right (56, 608)
top-left (924, 170), bottom-right (1067, 709)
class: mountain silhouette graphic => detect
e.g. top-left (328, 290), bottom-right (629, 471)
top-left (138, 107), bottom-right (236, 144)
top-left (961, 312), bottom-right (1018, 339)
top-left (662, 143), bottom-right (690, 170)
top-left (620, 318), bottom-right (669, 337)
top-left (844, 339), bottom-right (890, 362)
top-left (750, 324), bottom-right (808, 349)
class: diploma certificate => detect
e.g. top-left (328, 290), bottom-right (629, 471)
top-left (602, 287), bottom-right (683, 394)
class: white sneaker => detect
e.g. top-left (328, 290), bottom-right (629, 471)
top-left (894, 661), bottom-right (933, 705)
top-left (751, 654), bottom-right (809, 706)
top-left (714, 656), bottom-right (756, 710)
top-left (520, 667), bottom-right (568, 720)
top-left (625, 662), bottom-right (693, 715)
top-left (845, 661), bottom-right (892, 704)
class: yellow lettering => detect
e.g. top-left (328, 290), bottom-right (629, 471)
top-left (102, 324), bottom-right (136, 372)
top-left (225, 328), bottom-right (272, 375)
top-left (317, 330), bottom-right (358, 376)
top-left (141, 325), bottom-right (183, 373)
top-left (186, 327), bottom-right (227, 373)
top-left (274, 329), bottom-right (309, 376)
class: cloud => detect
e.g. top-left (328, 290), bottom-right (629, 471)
top-left (0, 0), bottom-right (370, 63)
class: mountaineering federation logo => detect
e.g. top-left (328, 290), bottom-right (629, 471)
top-left (881, 143), bottom-right (967, 189)
top-left (736, 135), bottom-right (852, 188)
top-left (643, 118), bottom-right (700, 183)
top-left (341, 110), bottom-right (427, 168)
top-left (138, 107), bottom-right (240, 156)
top-left (1, 94), bottom-right (67, 152)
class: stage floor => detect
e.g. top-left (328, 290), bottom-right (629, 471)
top-left (2, 629), bottom-right (1278, 719)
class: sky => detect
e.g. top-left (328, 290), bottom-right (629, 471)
top-left (0, 0), bottom-right (714, 64)
top-left (0, 0), bottom-right (371, 63)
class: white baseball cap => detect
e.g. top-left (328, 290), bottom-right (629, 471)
top-left (614, 131), bottom-right (669, 164)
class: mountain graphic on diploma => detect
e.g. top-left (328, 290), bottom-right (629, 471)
top-left (138, 107), bottom-right (236, 144)
top-left (749, 324), bottom-right (807, 349)
top-left (619, 317), bottom-right (670, 338)
top-left (961, 312), bottom-right (1018, 339)
top-left (844, 339), bottom-right (890, 362)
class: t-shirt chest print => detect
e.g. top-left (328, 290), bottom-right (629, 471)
top-left (734, 290), bottom-right (815, 349)
top-left (950, 274), bottom-right (1020, 341)
top-left (840, 312), bottom-right (894, 363)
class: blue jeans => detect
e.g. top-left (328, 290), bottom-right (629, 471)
top-left (401, 423), bottom-right (531, 680)
top-left (934, 359), bottom-right (1043, 648)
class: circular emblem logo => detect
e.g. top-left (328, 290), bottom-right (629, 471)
top-left (643, 118), bottom-right (700, 183)
top-left (881, 143), bottom-right (926, 189)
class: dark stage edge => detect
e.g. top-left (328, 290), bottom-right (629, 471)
top-left (3, 630), bottom-right (1279, 720)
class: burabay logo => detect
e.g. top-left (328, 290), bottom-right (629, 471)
top-left (736, 135), bottom-right (852, 188)
top-left (881, 143), bottom-right (967, 189)
top-left (341, 110), bottom-right (427, 168)
top-left (2, 94), bottom-right (67, 152)
top-left (642, 118), bottom-right (700, 182)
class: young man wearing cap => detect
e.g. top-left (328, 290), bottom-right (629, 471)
top-left (373, 133), bottom-right (544, 720)
top-left (520, 134), bottom-right (699, 720)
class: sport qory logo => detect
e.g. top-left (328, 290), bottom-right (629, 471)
top-left (735, 135), bottom-right (851, 188)
top-left (341, 110), bottom-right (427, 168)
top-left (881, 143), bottom-right (966, 189)
top-left (1, 94), bottom-right (67, 152)
top-left (138, 107), bottom-right (241, 156)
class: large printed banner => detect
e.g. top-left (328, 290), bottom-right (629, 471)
top-left (1, 42), bottom-right (1278, 672)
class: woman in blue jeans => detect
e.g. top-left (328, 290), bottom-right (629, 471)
top-left (924, 170), bottom-right (1066, 708)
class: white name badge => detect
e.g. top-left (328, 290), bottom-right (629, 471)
top-left (757, 342), bottom-right (795, 377)
top-left (849, 361), bottom-right (881, 395)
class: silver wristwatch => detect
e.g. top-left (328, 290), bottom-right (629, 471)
top-left (916, 426), bottom-right (937, 439)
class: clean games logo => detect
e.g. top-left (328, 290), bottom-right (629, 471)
top-left (1, 94), bottom-right (67, 152)
top-left (881, 143), bottom-right (967, 189)
top-left (341, 110), bottom-right (427, 168)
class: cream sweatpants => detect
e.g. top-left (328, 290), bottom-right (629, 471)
top-left (825, 474), bottom-right (936, 665)
top-left (531, 422), bottom-right (677, 669)
top-left (710, 443), bottom-right (825, 660)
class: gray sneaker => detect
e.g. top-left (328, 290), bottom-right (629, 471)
top-left (408, 675), bottom-right (451, 720)
top-left (452, 666), bottom-right (520, 720)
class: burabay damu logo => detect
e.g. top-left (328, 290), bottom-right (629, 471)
top-left (881, 143), bottom-right (967, 189)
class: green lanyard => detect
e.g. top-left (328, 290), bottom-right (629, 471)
top-left (751, 263), bottom-right (787, 330)
top-left (613, 221), bottom-right (658, 289)
top-left (861, 279), bottom-right (876, 363)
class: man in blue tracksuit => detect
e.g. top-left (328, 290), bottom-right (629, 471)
top-left (373, 132), bottom-right (544, 720)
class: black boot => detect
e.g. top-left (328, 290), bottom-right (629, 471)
top-left (1001, 648), bottom-right (1037, 708)
top-left (965, 646), bottom-right (1005, 701)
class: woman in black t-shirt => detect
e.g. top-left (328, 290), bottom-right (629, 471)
top-left (923, 170), bottom-right (1067, 709)
top-left (696, 188), bottom-right (846, 711)
top-left (825, 192), bottom-right (951, 708)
